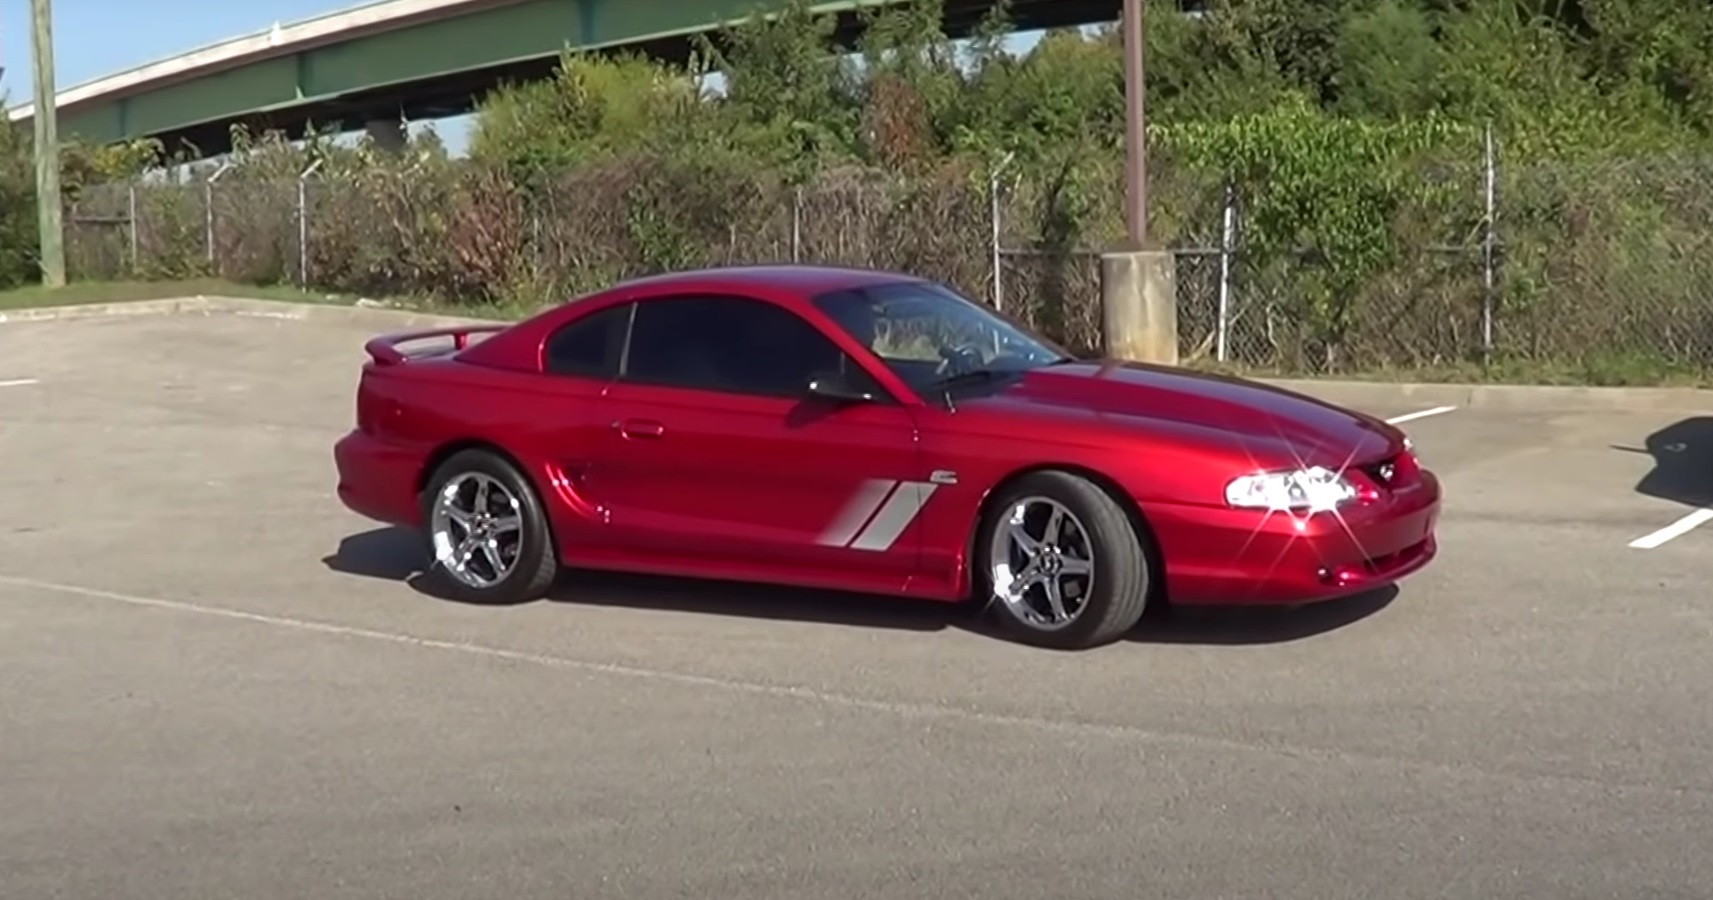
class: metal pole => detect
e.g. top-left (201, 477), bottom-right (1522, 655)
top-left (205, 162), bottom-right (232, 268)
top-left (530, 201), bottom-right (541, 271)
top-left (1216, 183), bottom-right (1235, 362)
top-left (298, 158), bottom-right (323, 286)
top-left (1481, 122), bottom-right (1496, 364)
top-left (988, 152), bottom-right (1016, 312)
top-left (791, 186), bottom-right (802, 263)
top-left (990, 168), bottom-right (1002, 311)
top-left (127, 183), bottom-right (137, 273)
top-left (1121, 0), bottom-right (1149, 250)
top-left (31, 0), bottom-right (65, 287)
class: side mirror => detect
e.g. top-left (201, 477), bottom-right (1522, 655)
top-left (805, 370), bottom-right (877, 404)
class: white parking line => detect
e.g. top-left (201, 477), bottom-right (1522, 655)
top-left (0, 378), bottom-right (39, 388)
top-left (1628, 508), bottom-right (1713, 549)
top-left (1386, 406), bottom-right (1456, 425)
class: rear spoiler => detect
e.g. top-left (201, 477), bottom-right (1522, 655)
top-left (363, 324), bottom-right (508, 367)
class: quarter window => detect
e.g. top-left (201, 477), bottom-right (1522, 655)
top-left (542, 302), bottom-right (632, 378)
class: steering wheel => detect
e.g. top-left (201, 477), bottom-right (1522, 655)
top-left (934, 343), bottom-right (985, 376)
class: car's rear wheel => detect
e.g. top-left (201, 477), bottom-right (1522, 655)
top-left (978, 471), bottom-right (1152, 649)
top-left (419, 449), bottom-right (559, 604)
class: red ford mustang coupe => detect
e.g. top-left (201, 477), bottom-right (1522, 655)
top-left (334, 265), bottom-right (1439, 649)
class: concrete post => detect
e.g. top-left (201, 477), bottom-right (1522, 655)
top-left (1099, 249), bottom-right (1179, 365)
top-left (364, 118), bottom-right (408, 153)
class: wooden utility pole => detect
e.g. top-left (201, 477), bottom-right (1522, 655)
top-left (1121, 0), bottom-right (1149, 249)
top-left (31, 0), bottom-right (65, 287)
top-left (1100, 0), bottom-right (1176, 367)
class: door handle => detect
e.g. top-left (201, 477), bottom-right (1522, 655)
top-left (615, 418), bottom-right (665, 440)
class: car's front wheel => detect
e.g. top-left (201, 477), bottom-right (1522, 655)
top-left (978, 471), bottom-right (1153, 649)
top-left (418, 448), bottom-right (559, 604)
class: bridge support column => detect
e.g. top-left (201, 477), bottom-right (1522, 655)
top-left (364, 118), bottom-right (407, 153)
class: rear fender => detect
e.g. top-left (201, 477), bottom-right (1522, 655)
top-left (417, 438), bottom-right (602, 562)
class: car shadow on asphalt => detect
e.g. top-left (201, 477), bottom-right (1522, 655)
top-left (1616, 417), bottom-right (1713, 509)
top-left (321, 526), bottom-right (1395, 647)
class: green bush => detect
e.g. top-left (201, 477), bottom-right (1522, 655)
top-left (26, 0), bottom-right (1713, 380)
top-left (0, 116), bottom-right (38, 289)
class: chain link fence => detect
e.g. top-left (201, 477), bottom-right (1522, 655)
top-left (63, 147), bottom-right (1713, 377)
top-left (1490, 156), bottom-right (1713, 372)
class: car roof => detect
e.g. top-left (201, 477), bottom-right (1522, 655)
top-left (611, 264), bottom-right (923, 299)
top-left (453, 264), bottom-right (935, 373)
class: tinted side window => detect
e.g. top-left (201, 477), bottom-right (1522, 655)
top-left (624, 295), bottom-right (873, 398)
top-left (542, 302), bottom-right (632, 378)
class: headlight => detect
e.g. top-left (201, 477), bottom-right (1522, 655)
top-left (1224, 466), bottom-right (1355, 513)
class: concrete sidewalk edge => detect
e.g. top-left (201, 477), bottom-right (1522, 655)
top-left (0, 295), bottom-right (496, 328)
top-left (1260, 377), bottom-right (1711, 413)
top-left (4, 294), bottom-right (1709, 412)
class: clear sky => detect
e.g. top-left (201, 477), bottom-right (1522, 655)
top-left (0, 0), bottom-right (1049, 153)
top-left (0, 0), bottom-right (357, 95)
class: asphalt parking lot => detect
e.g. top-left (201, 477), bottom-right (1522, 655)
top-left (3, 307), bottom-right (1711, 900)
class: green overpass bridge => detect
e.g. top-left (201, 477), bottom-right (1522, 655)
top-left (7, 0), bottom-right (1118, 156)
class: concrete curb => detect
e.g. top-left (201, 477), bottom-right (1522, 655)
top-left (0, 296), bottom-right (227, 323)
top-left (1263, 377), bottom-right (1713, 414)
top-left (195, 296), bottom-right (501, 328)
top-left (6, 294), bottom-right (1713, 412)
top-left (0, 294), bottom-right (499, 328)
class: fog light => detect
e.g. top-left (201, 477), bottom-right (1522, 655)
top-left (1318, 564), bottom-right (1365, 587)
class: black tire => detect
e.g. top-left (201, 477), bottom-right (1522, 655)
top-left (417, 448), bottom-right (559, 605)
top-left (976, 470), bottom-right (1153, 649)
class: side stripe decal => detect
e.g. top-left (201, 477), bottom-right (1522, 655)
top-left (817, 478), bottom-right (898, 549)
top-left (816, 478), bottom-right (939, 553)
top-left (849, 481), bottom-right (937, 551)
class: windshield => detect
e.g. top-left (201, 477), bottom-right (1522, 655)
top-left (810, 280), bottom-right (1073, 394)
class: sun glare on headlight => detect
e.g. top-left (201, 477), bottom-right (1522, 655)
top-left (1224, 465), bottom-right (1357, 513)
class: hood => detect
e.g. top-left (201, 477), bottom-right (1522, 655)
top-left (966, 360), bottom-right (1401, 466)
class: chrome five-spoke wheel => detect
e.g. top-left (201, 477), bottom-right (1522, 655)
top-left (988, 496), bottom-right (1096, 631)
top-left (980, 470), bottom-right (1153, 649)
top-left (429, 471), bottom-right (524, 589)
top-left (419, 448), bottom-right (559, 604)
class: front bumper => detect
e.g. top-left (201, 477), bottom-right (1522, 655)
top-left (1148, 470), bottom-right (1441, 606)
